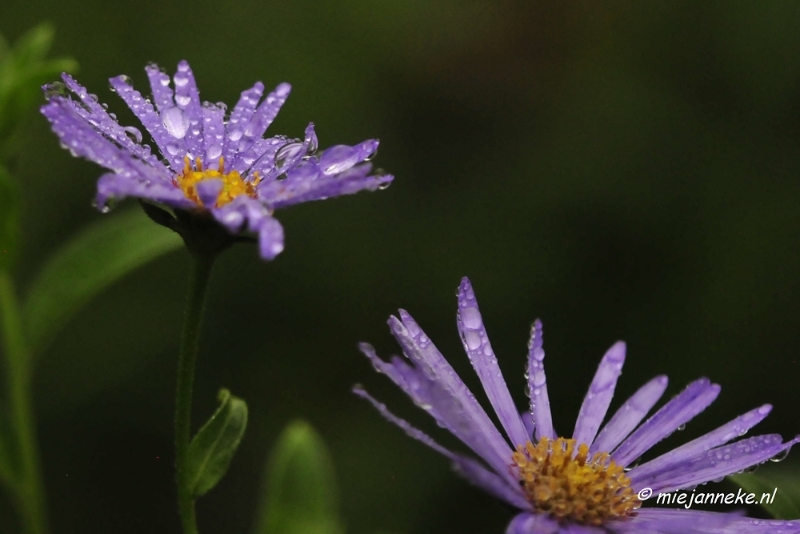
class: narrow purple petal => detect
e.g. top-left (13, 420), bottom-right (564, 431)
top-left (527, 319), bottom-right (555, 442)
top-left (318, 140), bottom-right (378, 175)
top-left (109, 74), bottom-right (185, 172)
top-left (388, 311), bottom-right (516, 484)
top-left (231, 82), bottom-right (291, 171)
top-left (640, 434), bottom-right (800, 494)
top-left (572, 341), bottom-right (626, 447)
top-left (451, 455), bottom-right (531, 510)
top-left (614, 508), bottom-right (745, 534)
top-left (629, 404), bottom-right (772, 484)
top-left (195, 179), bottom-right (222, 208)
top-left (172, 60), bottom-right (204, 159)
top-left (521, 412), bottom-right (535, 440)
top-left (256, 216), bottom-right (284, 260)
top-left (591, 375), bottom-right (668, 455)
top-left (353, 386), bottom-right (528, 509)
top-left (96, 172), bottom-right (192, 208)
top-left (612, 378), bottom-right (720, 467)
top-left (241, 137), bottom-right (286, 178)
top-left (506, 514), bottom-right (605, 534)
top-left (59, 74), bottom-right (167, 172)
top-left (505, 513), bottom-right (561, 534)
top-left (457, 278), bottom-right (529, 447)
top-left (261, 162), bottom-right (393, 209)
top-left (145, 62), bottom-right (176, 113)
top-left (201, 102), bottom-right (225, 165)
top-left (223, 81), bottom-right (265, 163)
top-left (208, 196), bottom-right (284, 258)
top-left (360, 342), bottom-right (520, 485)
top-left (41, 99), bottom-right (162, 189)
top-left (353, 385), bottom-right (455, 458)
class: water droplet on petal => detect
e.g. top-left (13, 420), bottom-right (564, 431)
top-left (162, 107), bottom-right (189, 139)
top-left (275, 142), bottom-right (305, 170)
top-left (206, 144), bottom-right (222, 160)
top-left (174, 72), bottom-right (189, 87)
top-left (320, 145), bottom-right (358, 175)
top-left (228, 128), bottom-right (243, 142)
top-left (44, 81), bottom-right (67, 100)
top-left (123, 126), bottom-right (143, 144)
top-left (770, 449), bottom-right (790, 463)
top-left (166, 142), bottom-right (181, 156)
top-left (677, 424), bottom-right (686, 431)
top-left (175, 94), bottom-right (191, 107)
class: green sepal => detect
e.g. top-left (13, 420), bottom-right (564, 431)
top-left (0, 164), bottom-right (18, 271)
top-left (730, 465), bottom-right (800, 519)
top-left (255, 420), bottom-right (343, 534)
top-left (22, 208), bottom-right (182, 356)
top-left (187, 388), bottom-right (248, 498)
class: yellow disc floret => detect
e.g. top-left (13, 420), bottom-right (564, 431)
top-left (174, 156), bottom-right (262, 208)
top-left (512, 437), bottom-right (640, 526)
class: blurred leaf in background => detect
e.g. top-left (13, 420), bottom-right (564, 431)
top-left (0, 23), bottom-right (77, 163)
top-left (0, 164), bottom-right (17, 270)
top-left (256, 420), bottom-right (344, 534)
top-left (22, 208), bottom-right (182, 356)
top-left (730, 462), bottom-right (800, 520)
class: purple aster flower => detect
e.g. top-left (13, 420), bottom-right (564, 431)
top-left (355, 277), bottom-right (800, 533)
top-left (40, 61), bottom-right (392, 259)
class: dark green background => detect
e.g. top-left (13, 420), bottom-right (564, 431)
top-left (2, 1), bottom-right (800, 532)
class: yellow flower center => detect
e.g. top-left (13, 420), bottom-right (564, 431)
top-left (513, 437), bottom-right (640, 526)
top-left (174, 157), bottom-right (261, 208)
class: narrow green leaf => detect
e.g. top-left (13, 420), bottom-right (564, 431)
top-left (0, 404), bottom-right (18, 489)
top-left (187, 389), bottom-right (248, 498)
top-left (730, 465), bottom-right (800, 519)
top-left (255, 420), bottom-right (343, 534)
top-left (0, 164), bottom-right (18, 270)
top-left (22, 208), bottom-right (182, 355)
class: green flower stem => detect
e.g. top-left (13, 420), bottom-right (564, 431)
top-left (0, 271), bottom-right (47, 534)
top-left (175, 253), bottom-right (216, 534)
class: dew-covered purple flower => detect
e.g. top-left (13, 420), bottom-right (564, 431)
top-left (355, 277), bottom-right (800, 533)
top-left (40, 61), bottom-right (392, 259)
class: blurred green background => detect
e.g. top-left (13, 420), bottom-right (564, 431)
top-left (2, 1), bottom-right (800, 532)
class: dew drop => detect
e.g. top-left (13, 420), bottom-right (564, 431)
top-left (320, 145), bottom-right (358, 175)
top-left (206, 144), bottom-right (222, 160)
top-left (677, 424), bottom-right (686, 431)
top-left (123, 126), bottom-right (143, 144)
top-left (275, 142), bottom-right (305, 169)
top-left (162, 107), bottom-right (189, 139)
top-left (174, 73), bottom-right (189, 87)
top-left (44, 81), bottom-right (67, 101)
top-left (228, 128), bottom-right (243, 142)
top-left (166, 142), bottom-right (181, 156)
top-left (770, 449), bottom-right (790, 463)
top-left (364, 143), bottom-right (378, 161)
top-left (175, 94), bottom-right (191, 107)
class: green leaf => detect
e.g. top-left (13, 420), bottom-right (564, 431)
top-left (188, 389), bottom-right (247, 497)
top-left (0, 404), bottom-right (18, 489)
top-left (22, 208), bottom-right (182, 355)
top-left (255, 420), bottom-right (343, 534)
top-left (730, 464), bottom-right (800, 519)
top-left (0, 164), bottom-right (18, 270)
top-left (187, 388), bottom-right (248, 498)
top-left (0, 23), bottom-right (78, 160)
